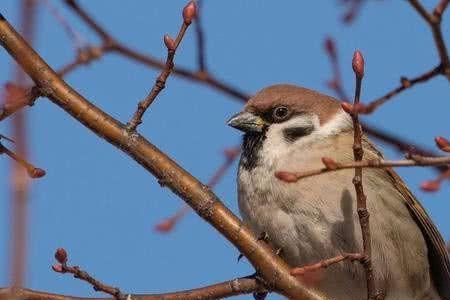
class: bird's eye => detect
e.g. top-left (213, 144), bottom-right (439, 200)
top-left (272, 106), bottom-right (289, 121)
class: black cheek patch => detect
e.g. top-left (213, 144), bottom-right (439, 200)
top-left (283, 126), bottom-right (314, 142)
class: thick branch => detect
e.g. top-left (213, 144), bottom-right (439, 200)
top-left (0, 13), bottom-right (323, 300)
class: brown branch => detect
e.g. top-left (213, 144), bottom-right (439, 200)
top-left (349, 51), bottom-right (376, 300)
top-left (407, 0), bottom-right (450, 80)
top-left (126, 2), bottom-right (195, 131)
top-left (0, 11), bottom-right (323, 300)
top-left (291, 253), bottom-right (364, 276)
top-left (0, 276), bottom-right (264, 300)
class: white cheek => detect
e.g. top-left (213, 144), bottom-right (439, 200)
top-left (258, 110), bottom-right (352, 168)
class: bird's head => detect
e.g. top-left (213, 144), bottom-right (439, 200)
top-left (228, 84), bottom-right (352, 149)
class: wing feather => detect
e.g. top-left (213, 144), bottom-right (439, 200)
top-left (364, 138), bottom-right (450, 298)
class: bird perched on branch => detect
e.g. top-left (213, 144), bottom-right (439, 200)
top-left (228, 84), bottom-right (450, 300)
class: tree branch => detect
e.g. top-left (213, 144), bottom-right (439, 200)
top-left (407, 0), bottom-right (450, 80)
top-left (0, 276), bottom-right (265, 300)
top-left (275, 154), bottom-right (450, 182)
top-left (348, 51), bottom-right (377, 300)
top-left (126, 2), bottom-right (195, 131)
top-left (291, 253), bottom-right (365, 276)
top-left (354, 65), bottom-right (442, 114)
top-left (0, 11), bottom-right (323, 300)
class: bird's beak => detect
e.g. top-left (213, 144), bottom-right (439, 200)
top-left (227, 111), bottom-right (266, 133)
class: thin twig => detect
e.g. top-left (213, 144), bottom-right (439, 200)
top-left (421, 168), bottom-right (450, 192)
top-left (323, 37), bottom-right (446, 173)
top-left (64, 0), bottom-right (113, 43)
top-left (41, 0), bottom-right (87, 50)
top-left (126, 2), bottom-right (196, 131)
top-left (407, 0), bottom-right (450, 80)
top-left (324, 37), bottom-right (350, 101)
top-left (349, 51), bottom-right (376, 300)
top-left (52, 249), bottom-right (126, 300)
top-left (275, 154), bottom-right (450, 182)
top-left (0, 142), bottom-right (46, 179)
top-left (291, 253), bottom-right (365, 276)
top-left (355, 65), bottom-right (442, 114)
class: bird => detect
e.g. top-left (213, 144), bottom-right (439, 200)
top-left (227, 84), bottom-right (450, 300)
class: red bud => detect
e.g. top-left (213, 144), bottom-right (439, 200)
top-left (321, 157), bottom-right (338, 170)
top-left (435, 136), bottom-right (450, 152)
top-left (352, 50), bottom-right (364, 78)
top-left (155, 218), bottom-right (176, 233)
top-left (28, 167), bottom-right (46, 179)
top-left (52, 264), bottom-right (64, 273)
top-left (341, 102), bottom-right (353, 114)
top-left (324, 37), bottom-right (336, 58)
top-left (163, 34), bottom-right (176, 51)
top-left (420, 180), bottom-right (440, 192)
top-left (182, 1), bottom-right (197, 25)
top-left (55, 248), bottom-right (68, 264)
top-left (275, 171), bottom-right (298, 183)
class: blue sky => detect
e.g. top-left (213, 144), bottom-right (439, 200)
top-left (0, 1), bottom-right (449, 299)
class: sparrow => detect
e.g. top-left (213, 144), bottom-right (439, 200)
top-left (227, 84), bottom-right (450, 300)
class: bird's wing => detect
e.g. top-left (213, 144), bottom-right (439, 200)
top-left (364, 138), bottom-right (450, 298)
top-left (384, 168), bottom-right (450, 299)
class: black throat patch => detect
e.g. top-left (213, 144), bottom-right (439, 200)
top-left (240, 132), bottom-right (266, 171)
